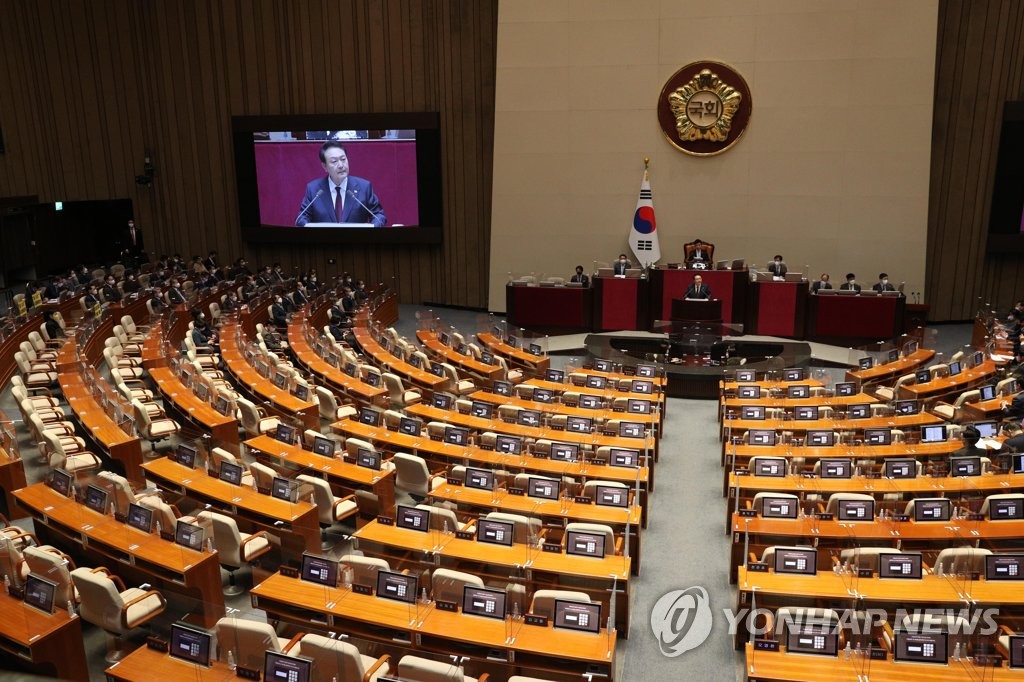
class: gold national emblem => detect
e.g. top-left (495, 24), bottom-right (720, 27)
top-left (657, 61), bottom-right (752, 157)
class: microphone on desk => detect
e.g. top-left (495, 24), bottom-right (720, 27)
top-left (295, 189), bottom-right (324, 224)
top-left (347, 188), bottom-right (381, 226)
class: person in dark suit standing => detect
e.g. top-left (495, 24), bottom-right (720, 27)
top-left (123, 219), bottom-right (145, 264)
top-left (685, 274), bottom-right (712, 300)
top-left (767, 255), bottom-right (788, 278)
top-left (839, 273), bottom-right (861, 292)
top-left (811, 273), bottom-right (832, 293)
top-left (872, 273), bottom-right (897, 293)
top-left (270, 293), bottom-right (288, 328)
top-left (295, 141), bottom-right (386, 227)
top-left (613, 254), bottom-right (630, 276)
top-left (570, 265), bottom-right (589, 287)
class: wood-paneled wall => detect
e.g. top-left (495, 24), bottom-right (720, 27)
top-left (0, 0), bottom-right (497, 308)
top-left (928, 0), bottom-right (1024, 320)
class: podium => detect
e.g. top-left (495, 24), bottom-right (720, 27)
top-left (746, 280), bottom-right (808, 338)
top-left (649, 267), bottom-right (747, 324)
top-left (671, 298), bottom-right (722, 322)
top-left (593, 276), bottom-right (647, 331)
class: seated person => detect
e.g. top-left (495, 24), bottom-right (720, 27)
top-left (686, 239), bottom-right (712, 265)
top-left (83, 285), bottom-right (102, 309)
top-left (270, 294), bottom-right (288, 328)
top-left (839, 273), bottom-right (861, 292)
top-left (685, 274), bottom-right (711, 300)
top-left (44, 310), bottom-right (64, 340)
top-left (872, 273), bottom-right (897, 293)
top-left (221, 290), bottom-right (239, 313)
top-left (122, 272), bottom-right (141, 294)
top-left (328, 313), bottom-right (355, 343)
top-left (1002, 422), bottom-right (1024, 452)
top-left (766, 255), bottom-right (787, 278)
top-left (613, 254), bottom-right (630, 276)
top-left (570, 265), bottom-right (590, 287)
top-left (811, 273), bottom-right (832, 293)
top-left (190, 323), bottom-right (217, 350)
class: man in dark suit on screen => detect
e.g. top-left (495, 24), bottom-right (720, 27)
top-left (295, 141), bottom-right (386, 227)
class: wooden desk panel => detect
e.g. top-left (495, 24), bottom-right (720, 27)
top-left (286, 319), bottom-right (387, 404)
top-left (149, 367), bottom-right (239, 444)
top-left (721, 412), bottom-right (943, 445)
top-left (106, 645), bottom-right (236, 681)
top-left (476, 332), bottom-right (550, 374)
top-left (14, 482), bottom-right (224, 627)
top-left (351, 326), bottom-right (448, 392)
top-left (845, 349), bottom-right (936, 385)
top-left (416, 329), bottom-right (504, 381)
top-left (961, 391), bottom-right (1021, 421)
top-left (469, 390), bottom-right (660, 427)
top-left (0, 590), bottom-right (87, 681)
top-left (898, 361), bottom-right (998, 402)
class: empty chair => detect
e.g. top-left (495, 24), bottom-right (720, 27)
top-left (27, 331), bottom-right (59, 359)
top-left (209, 448), bottom-right (255, 487)
top-left (248, 461), bottom-right (278, 493)
top-left (0, 535), bottom-right (33, 587)
top-left (71, 567), bottom-right (167, 662)
top-left (112, 326), bottom-right (142, 355)
top-left (874, 373), bottom-right (915, 401)
top-left (397, 654), bottom-right (488, 682)
top-left (415, 504), bottom-right (469, 532)
top-left (383, 372), bottom-right (422, 408)
top-left (582, 479), bottom-right (629, 502)
top-left (196, 510), bottom-right (271, 595)
top-left (340, 554), bottom-right (390, 586)
top-left (529, 589), bottom-right (591, 619)
top-left (27, 413), bottom-right (85, 454)
top-left (932, 389), bottom-right (981, 420)
top-left (929, 363), bottom-right (949, 379)
top-left (345, 437), bottom-right (378, 459)
top-left (103, 348), bottom-right (144, 380)
top-left (10, 376), bottom-right (60, 410)
top-left (493, 355), bottom-right (523, 382)
top-left (393, 453), bottom-right (434, 499)
top-left (933, 546), bottom-right (992, 575)
top-left (213, 617), bottom-right (296, 671)
top-left (750, 492), bottom-right (800, 516)
top-left (40, 431), bottom-right (101, 477)
top-left (289, 633), bottom-right (391, 682)
top-left (132, 399), bottom-right (180, 447)
top-left (18, 342), bottom-right (56, 369)
top-left (431, 567), bottom-right (484, 603)
top-left (441, 363), bottom-right (475, 395)
top-left (15, 351), bottom-right (57, 388)
top-left (97, 471), bottom-right (162, 515)
top-left (315, 386), bottom-right (359, 422)
top-left (296, 474), bottom-right (358, 548)
top-left (236, 397), bottom-right (280, 437)
top-left (997, 377), bottom-right (1018, 396)
top-left (839, 547), bottom-right (904, 572)
top-left (23, 546), bottom-right (77, 607)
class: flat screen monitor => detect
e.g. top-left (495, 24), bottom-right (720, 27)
top-left (343, 362), bottom-right (358, 377)
top-left (807, 431), bottom-right (836, 447)
top-left (835, 382), bottom-right (857, 397)
top-left (527, 477), bottom-right (560, 500)
top-left (773, 547), bottom-right (816, 575)
top-left (895, 631), bottom-right (947, 665)
top-left (462, 585), bottom-right (507, 619)
top-left (787, 384), bottom-right (810, 399)
top-left (545, 368), bottom-right (565, 382)
top-left (311, 435), bottom-right (335, 457)
top-left (552, 599), bottom-right (602, 634)
top-left (48, 468), bottom-right (72, 497)
top-left (914, 498), bottom-right (951, 521)
top-left (494, 434), bottom-right (522, 454)
top-left (169, 623), bottom-right (213, 666)
top-left (194, 381), bottom-right (211, 402)
top-left (398, 417), bottom-right (422, 436)
top-left (480, 350), bottom-right (494, 365)
top-left (741, 405), bottom-right (765, 420)
top-left (985, 554), bottom-right (1024, 580)
top-left (989, 496), bottom-right (1024, 519)
top-left (884, 458), bottom-right (917, 479)
top-left (864, 428), bottom-right (891, 445)
top-left (429, 362), bottom-right (446, 378)
top-left (175, 520), bottom-right (205, 551)
top-left (950, 455), bottom-right (983, 477)
top-left (979, 384), bottom-right (996, 401)
top-left (735, 370), bottom-right (756, 382)
top-left (762, 496), bottom-right (799, 519)
top-left (356, 448), bottom-right (381, 470)
top-left (847, 404), bottom-right (870, 419)
top-left (271, 477), bottom-right (297, 502)
top-left (465, 467), bottom-right (496, 491)
top-left (948, 361), bottom-right (962, 376)
top-left (272, 371), bottom-right (289, 390)
top-left (358, 406), bottom-right (381, 426)
top-left (631, 380), bottom-right (654, 394)
top-left (975, 421), bottom-right (997, 438)
top-left (793, 406), bottom-right (818, 421)
top-left (126, 502), bottom-right (154, 533)
top-left (1010, 636), bottom-right (1024, 668)
top-left (506, 335), bottom-right (518, 348)
top-left (274, 423), bottom-right (297, 445)
top-left (300, 552), bottom-right (338, 586)
top-left (594, 484), bottom-right (629, 508)
top-left (533, 388), bottom-right (555, 403)
top-left (837, 498), bottom-right (874, 521)
top-left (627, 398), bottom-right (652, 414)
top-left (566, 416), bottom-right (592, 433)
top-left (783, 368), bottom-right (804, 381)
top-left (609, 448), bottom-right (640, 468)
top-left (492, 380), bottom-right (512, 396)
top-left (748, 429), bottom-right (776, 446)
top-left (973, 350), bottom-right (985, 367)
top-left (904, 340), bottom-right (919, 355)
top-left (23, 573), bottom-right (57, 614)
top-left (219, 461), bottom-right (244, 485)
top-left (293, 383), bottom-right (309, 401)
top-left (636, 363), bottom-right (656, 378)
top-left (915, 369), bottom-right (932, 383)
top-left (518, 410), bottom-right (541, 427)
top-left (858, 357), bottom-right (874, 370)
top-left (439, 332), bottom-right (451, 346)
top-left (528, 343), bottom-right (543, 356)
top-left (84, 484), bottom-right (108, 514)
top-left (895, 400), bottom-right (919, 415)
top-left (215, 395), bottom-right (232, 416)
top-left (877, 553), bottom-right (923, 579)
top-left (263, 651), bottom-right (313, 682)
top-left (396, 505), bottom-right (430, 532)
top-left (470, 400), bottom-right (493, 419)
top-left (819, 458), bottom-right (851, 478)
top-left (785, 623), bottom-right (839, 657)
top-left (920, 425), bottom-right (946, 443)
top-left (752, 458), bottom-right (786, 477)
top-left (888, 349), bottom-right (900, 363)
top-left (444, 426), bottom-right (468, 446)
top-left (432, 393), bottom-right (452, 409)
top-left (176, 444), bottom-right (198, 468)
top-left (594, 359), bottom-right (613, 372)
top-left (476, 518), bottom-right (514, 547)
top-left (566, 529), bottom-right (606, 558)
top-left (550, 442), bottom-right (580, 462)
top-left (375, 570), bottom-right (417, 604)
top-left (585, 375), bottom-right (606, 389)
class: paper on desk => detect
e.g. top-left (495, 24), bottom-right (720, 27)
top-left (978, 438), bottom-right (1003, 451)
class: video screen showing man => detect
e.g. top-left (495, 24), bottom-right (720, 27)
top-left (685, 274), bottom-right (711, 300)
top-left (296, 141), bottom-right (386, 227)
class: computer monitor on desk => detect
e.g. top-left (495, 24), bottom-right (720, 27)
top-left (895, 631), bottom-right (947, 665)
top-left (477, 518), bottom-right (514, 547)
top-left (552, 599), bottom-right (602, 634)
top-left (263, 652), bottom-right (313, 682)
top-left (818, 458), bottom-right (850, 478)
top-left (396, 505), bottom-right (430, 532)
top-left (752, 457), bottom-right (786, 477)
top-left (837, 498), bottom-right (874, 521)
top-left (807, 430), bottom-right (836, 447)
top-left (465, 467), bottom-right (496, 491)
top-left (375, 570), bottom-right (418, 604)
top-left (914, 498), bottom-right (951, 521)
top-left (300, 553), bottom-right (338, 587)
top-left (884, 459), bottom-right (917, 479)
top-left (169, 623), bottom-right (213, 666)
top-left (773, 547), bottom-right (816, 575)
top-left (462, 586), bottom-right (507, 619)
top-left (879, 553), bottom-right (922, 579)
top-left (495, 434), bottom-right (523, 454)
top-left (566, 529), bottom-right (607, 558)
top-left (985, 554), bottom-right (1024, 581)
top-left (785, 623), bottom-right (838, 656)
top-left (23, 573), bottom-right (57, 614)
top-left (835, 382), bottom-right (857, 397)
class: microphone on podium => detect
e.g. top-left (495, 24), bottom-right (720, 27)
top-left (347, 188), bottom-right (380, 225)
top-left (295, 189), bottom-right (324, 224)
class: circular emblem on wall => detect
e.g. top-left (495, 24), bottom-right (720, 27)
top-left (657, 61), bottom-right (752, 156)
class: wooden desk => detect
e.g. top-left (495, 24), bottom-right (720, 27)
top-left (0, 589), bottom-right (87, 681)
top-left (286, 318), bottom-right (387, 405)
top-left (961, 391), bottom-right (1021, 421)
top-left (527, 379), bottom-right (665, 405)
top-left (747, 281), bottom-right (808, 338)
top-left (721, 378), bottom-right (825, 393)
top-left (649, 266), bottom-right (748, 325)
top-left (898, 361), bottom-right (998, 402)
top-left (721, 412), bottom-right (943, 447)
top-left (469, 390), bottom-right (660, 428)
top-left (353, 519), bottom-right (633, 633)
top-left (416, 329), bottom-right (504, 381)
top-left (219, 320), bottom-right (318, 429)
top-left (14, 482), bottom-right (224, 627)
top-left (351, 326), bottom-right (448, 393)
top-left (105, 644), bottom-right (236, 681)
top-left (149, 367), bottom-right (239, 444)
top-left (0, 420), bottom-right (27, 520)
top-left (844, 348), bottom-right (936, 385)
top-left (721, 392), bottom-right (879, 415)
top-left (142, 456), bottom-right (320, 560)
top-left (244, 434), bottom-right (396, 511)
top-left (252, 571), bottom-right (617, 680)
top-left (476, 332), bottom-right (550, 374)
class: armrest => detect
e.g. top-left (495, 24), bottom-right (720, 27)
top-left (91, 566), bottom-right (127, 592)
top-left (881, 621), bottom-right (895, 652)
top-left (282, 632), bottom-right (305, 653)
top-left (239, 531), bottom-right (273, 561)
top-left (332, 494), bottom-right (357, 519)
top-left (478, 675), bottom-right (490, 682)
top-left (816, 501), bottom-right (826, 514)
top-left (362, 654), bottom-right (391, 682)
top-left (120, 589), bottom-right (167, 629)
